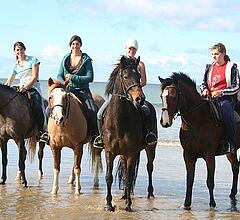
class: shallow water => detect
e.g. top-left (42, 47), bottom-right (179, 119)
top-left (1, 139), bottom-right (240, 220)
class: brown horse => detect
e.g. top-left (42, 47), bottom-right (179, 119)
top-left (102, 56), bottom-right (157, 212)
top-left (159, 72), bottom-right (240, 210)
top-left (0, 83), bottom-right (46, 186)
top-left (47, 78), bottom-right (103, 194)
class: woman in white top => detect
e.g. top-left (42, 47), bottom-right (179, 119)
top-left (94, 38), bottom-right (157, 148)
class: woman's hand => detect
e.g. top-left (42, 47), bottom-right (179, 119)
top-left (201, 89), bottom-right (209, 97)
top-left (65, 74), bottom-right (72, 82)
top-left (211, 90), bottom-right (222, 98)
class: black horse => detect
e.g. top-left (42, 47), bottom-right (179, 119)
top-left (0, 83), bottom-right (46, 186)
top-left (159, 72), bottom-right (240, 210)
top-left (102, 56), bottom-right (157, 212)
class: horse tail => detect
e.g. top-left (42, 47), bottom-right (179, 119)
top-left (25, 137), bottom-right (37, 162)
top-left (115, 153), bottom-right (140, 193)
top-left (88, 141), bottom-right (103, 174)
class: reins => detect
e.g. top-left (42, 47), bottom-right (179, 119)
top-left (163, 84), bottom-right (207, 120)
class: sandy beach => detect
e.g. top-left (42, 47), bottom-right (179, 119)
top-left (1, 139), bottom-right (240, 220)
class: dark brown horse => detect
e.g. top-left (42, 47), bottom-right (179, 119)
top-left (0, 83), bottom-right (46, 186)
top-left (159, 72), bottom-right (240, 210)
top-left (102, 56), bottom-right (157, 212)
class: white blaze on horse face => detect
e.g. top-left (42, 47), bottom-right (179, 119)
top-left (51, 88), bottom-right (65, 124)
top-left (161, 89), bottom-right (171, 126)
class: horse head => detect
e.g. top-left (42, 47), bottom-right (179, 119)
top-left (48, 78), bottom-right (69, 125)
top-left (159, 76), bottom-right (179, 127)
top-left (113, 56), bottom-right (145, 107)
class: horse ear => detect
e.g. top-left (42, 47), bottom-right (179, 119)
top-left (48, 77), bottom-right (54, 86)
top-left (120, 56), bottom-right (127, 66)
top-left (136, 56), bottom-right (140, 65)
top-left (158, 76), bottom-right (165, 84)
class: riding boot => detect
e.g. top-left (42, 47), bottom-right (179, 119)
top-left (93, 118), bottom-right (104, 149)
top-left (140, 103), bottom-right (157, 147)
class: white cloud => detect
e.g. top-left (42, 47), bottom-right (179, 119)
top-left (40, 46), bottom-right (65, 59)
top-left (60, 0), bottom-right (240, 31)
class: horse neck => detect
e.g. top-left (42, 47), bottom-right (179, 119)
top-left (179, 83), bottom-right (204, 120)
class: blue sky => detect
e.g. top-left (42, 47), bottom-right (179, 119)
top-left (1, 0), bottom-right (240, 84)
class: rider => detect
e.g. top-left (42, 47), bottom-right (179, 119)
top-left (200, 43), bottom-right (240, 153)
top-left (5, 41), bottom-right (45, 139)
top-left (58, 35), bottom-right (98, 137)
top-left (94, 38), bottom-right (158, 148)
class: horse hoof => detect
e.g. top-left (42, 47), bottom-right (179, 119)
top-left (124, 206), bottom-right (132, 212)
top-left (181, 205), bottom-right (191, 210)
top-left (0, 180), bottom-right (6, 185)
top-left (147, 193), bottom-right (155, 199)
top-left (104, 205), bottom-right (115, 212)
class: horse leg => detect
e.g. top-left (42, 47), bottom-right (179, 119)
top-left (145, 146), bottom-right (156, 198)
top-left (51, 148), bottom-right (61, 194)
top-left (104, 151), bottom-right (115, 212)
top-left (124, 156), bottom-right (137, 212)
top-left (68, 167), bottom-right (75, 184)
top-left (93, 148), bottom-right (102, 188)
top-left (38, 141), bottom-right (45, 180)
top-left (18, 139), bottom-right (27, 187)
top-left (73, 145), bottom-right (83, 195)
top-left (120, 157), bottom-right (128, 200)
top-left (183, 151), bottom-right (196, 210)
top-left (205, 156), bottom-right (216, 209)
top-left (226, 153), bottom-right (239, 198)
top-left (0, 140), bottom-right (8, 184)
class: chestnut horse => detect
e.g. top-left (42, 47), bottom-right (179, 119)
top-left (102, 56), bottom-right (157, 212)
top-left (159, 72), bottom-right (240, 210)
top-left (0, 83), bottom-right (46, 186)
top-left (47, 78), bottom-right (103, 194)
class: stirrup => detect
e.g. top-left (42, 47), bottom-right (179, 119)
top-left (40, 132), bottom-right (49, 144)
top-left (93, 135), bottom-right (104, 149)
top-left (145, 132), bottom-right (157, 146)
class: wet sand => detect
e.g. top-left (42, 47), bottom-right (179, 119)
top-left (0, 140), bottom-right (240, 220)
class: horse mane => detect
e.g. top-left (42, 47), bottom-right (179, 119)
top-left (162, 72), bottom-right (199, 95)
top-left (105, 56), bottom-right (140, 96)
top-left (105, 65), bottom-right (120, 96)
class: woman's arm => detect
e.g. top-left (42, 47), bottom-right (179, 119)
top-left (5, 73), bottom-right (15, 86)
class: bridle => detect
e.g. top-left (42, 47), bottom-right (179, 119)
top-left (49, 88), bottom-right (71, 125)
top-left (162, 83), bottom-right (206, 120)
top-left (116, 65), bottom-right (142, 103)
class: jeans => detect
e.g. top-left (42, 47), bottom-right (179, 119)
top-left (217, 96), bottom-right (236, 146)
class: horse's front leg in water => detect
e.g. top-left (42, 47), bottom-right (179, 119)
top-left (73, 145), bottom-right (83, 195)
top-left (105, 152), bottom-right (115, 212)
top-left (51, 148), bottom-right (61, 194)
top-left (0, 140), bottom-right (8, 184)
top-left (18, 139), bottom-right (27, 187)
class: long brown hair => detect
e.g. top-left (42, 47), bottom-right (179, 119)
top-left (13, 41), bottom-right (26, 60)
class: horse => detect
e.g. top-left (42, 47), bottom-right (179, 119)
top-left (47, 78), bottom-right (104, 194)
top-left (158, 72), bottom-right (240, 210)
top-left (0, 83), bottom-right (46, 186)
top-left (102, 56), bottom-right (157, 212)
top-left (67, 92), bottom-right (104, 188)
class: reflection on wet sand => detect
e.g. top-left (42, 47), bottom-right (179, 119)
top-left (0, 141), bottom-right (240, 219)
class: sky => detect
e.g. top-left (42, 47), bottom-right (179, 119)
top-left (1, 0), bottom-right (240, 84)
